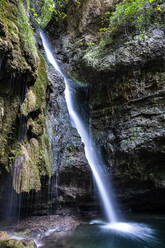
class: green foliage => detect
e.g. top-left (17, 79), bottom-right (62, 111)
top-left (29, 7), bottom-right (41, 25)
top-left (39, 0), bottom-right (55, 28)
top-left (75, 0), bottom-right (81, 4)
top-left (110, 0), bottom-right (162, 31)
top-left (33, 0), bottom-right (68, 28)
top-left (99, 27), bottom-right (108, 32)
top-left (100, 10), bottom-right (112, 31)
top-left (88, 42), bottom-right (95, 48)
top-left (52, 0), bottom-right (68, 22)
top-left (99, 0), bottom-right (164, 46)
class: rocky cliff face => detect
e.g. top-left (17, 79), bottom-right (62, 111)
top-left (46, 0), bottom-right (165, 212)
top-left (45, 65), bottom-right (94, 214)
top-left (83, 28), bottom-right (165, 211)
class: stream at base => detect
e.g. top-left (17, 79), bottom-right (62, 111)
top-left (41, 215), bottom-right (165, 248)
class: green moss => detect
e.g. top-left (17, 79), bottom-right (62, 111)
top-left (16, 52), bottom-right (52, 192)
top-left (0, 0), bottom-right (16, 22)
top-left (0, 96), bottom-right (20, 170)
top-left (0, 0), bottom-right (53, 194)
top-left (20, 90), bottom-right (37, 116)
top-left (12, 124), bottom-right (53, 193)
top-left (0, 239), bottom-right (24, 248)
top-left (15, 54), bottom-right (52, 192)
top-left (18, 0), bottom-right (39, 63)
top-left (0, 0), bottom-right (38, 76)
top-left (32, 53), bottom-right (48, 109)
top-left (20, 53), bottom-right (48, 116)
top-left (27, 117), bottom-right (43, 136)
top-left (40, 126), bottom-right (53, 178)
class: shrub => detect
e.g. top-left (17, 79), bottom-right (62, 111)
top-left (100, 0), bottom-right (164, 45)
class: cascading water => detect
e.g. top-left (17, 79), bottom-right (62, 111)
top-left (40, 30), bottom-right (117, 223)
top-left (40, 31), bottom-right (157, 242)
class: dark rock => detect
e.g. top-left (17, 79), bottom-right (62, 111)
top-left (46, 65), bottom-right (94, 213)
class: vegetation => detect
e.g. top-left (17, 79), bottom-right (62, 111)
top-left (18, 0), bottom-right (39, 62)
top-left (30, 0), bottom-right (68, 28)
top-left (99, 0), bottom-right (164, 46)
top-left (51, 0), bottom-right (68, 22)
top-left (38, 0), bottom-right (55, 28)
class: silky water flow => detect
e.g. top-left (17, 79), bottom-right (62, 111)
top-left (40, 31), bottom-right (160, 244)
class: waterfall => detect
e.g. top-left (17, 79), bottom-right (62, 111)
top-left (39, 31), bottom-right (157, 242)
top-left (40, 31), bottom-right (117, 223)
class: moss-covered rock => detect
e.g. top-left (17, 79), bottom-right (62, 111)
top-left (20, 90), bottom-right (37, 116)
top-left (0, 239), bottom-right (36, 248)
top-left (0, 0), bottom-right (38, 171)
top-left (12, 139), bottom-right (41, 193)
top-left (0, 0), bottom-right (37, 78)
top-left (17, 52), bottom-right (53, 193)
top-left (0, 240), bottom-right (24, 248)
top-left (0, 0), bottom-right (53, 214)
top-left (0, 96), bottom-right (19, 169)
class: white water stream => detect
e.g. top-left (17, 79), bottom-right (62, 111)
top-left (40, 30), bottom-right (117, 223)
top-left (40, 31), bottom-right (155, 240)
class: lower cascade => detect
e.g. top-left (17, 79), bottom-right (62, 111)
top-left (40, 30), bottom-right (158, 243)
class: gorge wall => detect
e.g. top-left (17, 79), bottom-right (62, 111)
top-left (0, 0), bottom-right (53, 217)
top-left (47, 0), bottom-right (165, 212)
top-left (0, 0), bottom-right (165, 218)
